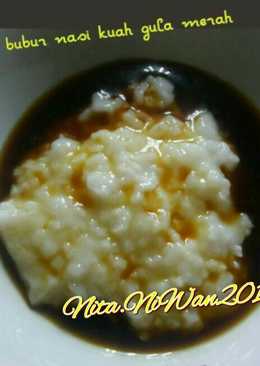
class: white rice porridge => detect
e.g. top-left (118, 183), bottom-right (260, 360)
top-left (0, 76), bottom-right (252, 339)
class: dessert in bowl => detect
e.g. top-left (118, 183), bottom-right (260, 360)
top-left (0, 61), bottom-right (259, 355)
